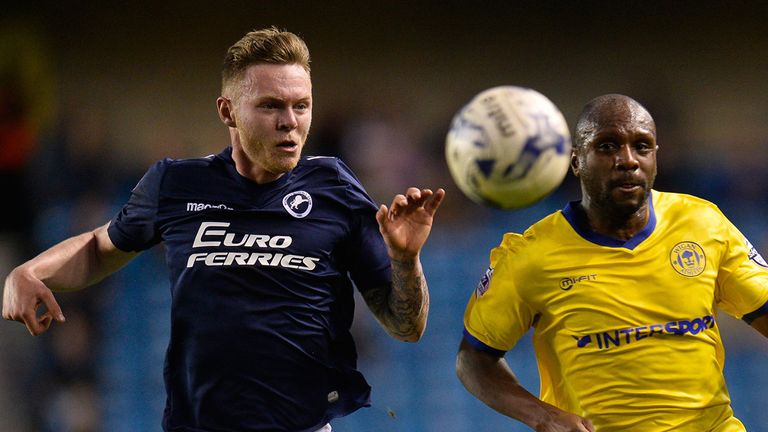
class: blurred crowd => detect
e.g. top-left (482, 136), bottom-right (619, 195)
top-left (3, 11), bottom-right (768, 432)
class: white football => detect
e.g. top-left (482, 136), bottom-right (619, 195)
top-left (445, 86), bottom-right (572, 209)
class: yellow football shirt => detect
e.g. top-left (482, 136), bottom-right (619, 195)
top-left (463, 190), bottom-right (768, 431)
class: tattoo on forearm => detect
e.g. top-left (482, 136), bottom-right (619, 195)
top-left (363, 258), bottom-right (430, 339)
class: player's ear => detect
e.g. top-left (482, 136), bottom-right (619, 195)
top-left (570, 149), bottom-right (580, 177)
top-left (217, 96), bottom-right (237, 128)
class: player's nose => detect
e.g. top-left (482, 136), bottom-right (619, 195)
top-left (277, 108), bottom-right (299, 130)
top-left (615, 144), bottom-right (639, 170)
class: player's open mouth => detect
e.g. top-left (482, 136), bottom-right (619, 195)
top-left (277, 140), bottom-right (299, 151)
top-left (615, 183), bottom-right (643, 194)
top-left (611, 179), bottom-right (643, 192)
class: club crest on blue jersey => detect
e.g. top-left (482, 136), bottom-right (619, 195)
top-left (282, 191), bottom-right (313, 218)
top-left (746, 238), bottom-right (768, 268)
top-left (669, 241), bottom-right (706, 277)
top-left (475, 267), bottom-right (494, 297)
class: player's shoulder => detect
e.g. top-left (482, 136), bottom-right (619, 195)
top-left (494, 210), bottom-right (564, 255)
top-left (298, 155), bottom-right (346, 174)
top-left (137, 151), bottom-right (230, 195)
top-left (294, 155), bottom-right (376, 210)
top-left (653, 189), bottom-right (724, 218)
top-left (524, 209), bottom-right (569, 242)
top-left (130, 151), bottom-right (216, 184)
top-left (141, 151), bottom-right (221, 182)
top-left (297, 155), bottom-right (363, 185)
top-left (299, 154), bottom-right (340, 167)
top-left (158, 152), bottom-right (219, 170)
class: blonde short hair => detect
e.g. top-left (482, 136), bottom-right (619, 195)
top-left (221, 27), bottom-right (311, 95)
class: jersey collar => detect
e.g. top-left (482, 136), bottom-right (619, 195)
top-left (216, 146), bottom-right (294, 190)
top-left (561, 191), bottom-right (656, 250)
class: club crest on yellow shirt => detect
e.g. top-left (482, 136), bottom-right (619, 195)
top-left (670, 241), bottom-right (706, 277)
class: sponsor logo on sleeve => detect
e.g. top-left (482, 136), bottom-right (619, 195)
top-left (475, 267), bottom-right (493, 297)
top-left (746, 238), bottom-right (768, 268)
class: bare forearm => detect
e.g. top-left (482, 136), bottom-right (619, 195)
top-left (371, 187), bottom-right (443, 342)
top-left (455, 339), bottom-right (593, 431)
top-left (388, 256), bottom-right (430, 339)
top-left (3, 223), bottom-right (137, 335)
top-left (456, 343), bottom-right (541, 427)
top-left (363, 256), bottom-right (429, 342)
top-left (21, 223), bottom-right (133, 291)
top-left (752, 314), bottom-right (768, 338)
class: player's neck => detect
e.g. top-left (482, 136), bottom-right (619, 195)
top-left (230, 144), bottom-right (285, 184)
top-left (579, 201), bottom-right (649, 241)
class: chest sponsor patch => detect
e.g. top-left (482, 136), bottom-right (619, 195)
top-left (573, 315), bottom-right (716, 349)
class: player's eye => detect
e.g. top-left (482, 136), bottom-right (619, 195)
top-left (635, 142), bottom-right (654, 154)
top-left (259, 100), bottom-right (286, 110)
top-left (597, 142), bottom-right (617, 152)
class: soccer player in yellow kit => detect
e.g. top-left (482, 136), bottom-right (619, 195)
top-left (456, 94), bottom-right (768, 432)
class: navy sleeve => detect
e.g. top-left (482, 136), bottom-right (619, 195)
top-left (108, 159), bottom-right (166, 252)
top-left (336, 159), bottom-right (392, 292)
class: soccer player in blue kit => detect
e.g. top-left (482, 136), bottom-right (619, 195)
top-left (2, 27), bottom-right (444, 432)
top-left (457, 94), bottom-right (768, 431)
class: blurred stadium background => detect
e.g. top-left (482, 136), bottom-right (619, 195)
top-left (2, 1), bottom-right (768, 431)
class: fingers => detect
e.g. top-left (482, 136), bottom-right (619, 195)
top-left (31, 312), bottom-right (54, 336)
top-left (404, 187), bottom-right (423, 203)
top-left (424, 188), bottom-right (446, 215)
top-left (581, 418), bottom-right (596, 432)
top-left (40, 289), bottom-right (66, 324)
top-left (384, 192), bottom-right (411, 221)
top-left (3, 273), bottom-right (65, 336)
top-left (19, 308), bottom-right (49, 336)
top-left (376, 204), bottom-right (389, 226)
top-left (18, 291), bottom-right (64, 336)
top-left (390, 187), bottom-right (446, 215)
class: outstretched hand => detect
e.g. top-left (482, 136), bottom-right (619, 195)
top-left (376, 187), bottom-right (445, 261)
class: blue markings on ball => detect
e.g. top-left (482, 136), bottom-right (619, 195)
top-left (475, 159), bottom-right (496, 178)
top-left (500, 113), bottom-right (569, 181)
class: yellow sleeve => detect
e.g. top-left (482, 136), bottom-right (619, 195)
top-left (715, 218), bottom-right (768, 319)
top-left (463, 234), bottom-right (536, 353)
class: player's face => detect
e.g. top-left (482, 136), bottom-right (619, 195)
top-left (573, 102), bottom-right (657, 216)
top-left (227, 63), bottom-right (312, 182)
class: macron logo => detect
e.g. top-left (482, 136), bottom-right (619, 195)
top-left (186, 202), bottom-right (233, 212)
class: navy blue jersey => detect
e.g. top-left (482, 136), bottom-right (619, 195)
top-left (108, 147), bottom-right (392, 432)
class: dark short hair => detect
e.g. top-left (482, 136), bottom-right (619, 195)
top-left (573, 94), bottom-right (654, 149)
